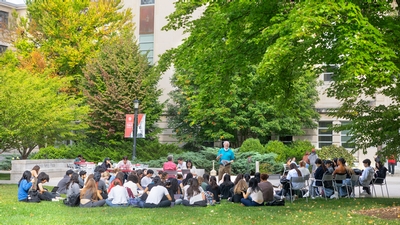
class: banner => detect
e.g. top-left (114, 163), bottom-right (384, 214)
top-left (124, 114), bottom-right (146, 138)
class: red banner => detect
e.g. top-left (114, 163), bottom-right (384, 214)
top-left (124, 114), bottom-right (146, 138)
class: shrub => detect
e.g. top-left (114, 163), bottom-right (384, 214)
top-left (317, 145), bottom-right (356, 166)
top-left (0, 155), bottom-right (20, 170)
top-left (287, 140), bottom-right (314, 163)
top-left (265, 140), bottom-right (289, 163)
top-left (239, 138), bottom-right (265, 153)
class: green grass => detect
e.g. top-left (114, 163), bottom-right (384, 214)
top-left (0, 174), bottom-right (10, 180)
top-left (0, 184), bottom-right (399, 225)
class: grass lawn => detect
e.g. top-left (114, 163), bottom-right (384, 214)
top-left (0, 184), bottom-right (399, 225)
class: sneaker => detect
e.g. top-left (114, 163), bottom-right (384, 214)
top-left (303, 191), bottom-right (309, 198)
top-left (51, 198), bottom-right (59, 202)
top-left (360, 191), bottom-right (367, 195)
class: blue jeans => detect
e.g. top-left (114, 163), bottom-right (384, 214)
top-left (105, 199), bottom-right (128, 207)
top-left (240, 197), bottom-right (263, 206)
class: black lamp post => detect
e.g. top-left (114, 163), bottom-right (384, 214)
top-left (132, 99), bottom-right (139, 161)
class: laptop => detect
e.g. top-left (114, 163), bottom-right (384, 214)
top-left (51, 186), bottom-right (59, 193)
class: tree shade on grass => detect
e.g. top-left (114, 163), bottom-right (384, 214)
top-left (0, 184), bottom-right (399, 224)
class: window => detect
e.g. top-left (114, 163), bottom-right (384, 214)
top-left (318, 121), bottom-right (332, 148)
top-left (0, 45), bottom-right (7, 53)
top-left (139, 34), bottom-right (154, 64)
top-left (0, 11), bottom-right (9, 29)
top-left (323, 72), bottom-right (333, 82)
top-left (141, 0), bottom-right (155, 5)
top-left (322, 65), bottom-right (337, 82)
top-left (279, 136), bottom-right (293, 145)
top-left (341, 121), bottom-right (354, 149)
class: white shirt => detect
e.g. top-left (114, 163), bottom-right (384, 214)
top-left (299, 167), bottom-right (310, 177)
top-left (107, 185), bottom-right (128, 205)
top-left (145, 185), bottom-right (169, 204)
top-left (177, 161), bottom-right (187, 170)
top-left (287, 169), bottom-right (305, 190)
top-left (247, 188), bottom-right (264, 204)
top-left (124, 181), bottom-right (138, 195)
top-left (141, 176), bottom-right (152, 187)
top-left (183, 186), bottom-right (204, 204)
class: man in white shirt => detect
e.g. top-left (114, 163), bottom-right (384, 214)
top-left (142, 176), bottom-right (172, 208)
top-left (177, 157), bottom-right (187, 170)
top-left (140, 169), bottom-right (154, 188)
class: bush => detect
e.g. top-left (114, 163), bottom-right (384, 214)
top-left (265, 140), bottom-right (289, 163)
top-left (0, 155), bottom-right (20, 170)
top-left (239, 138), bottom-right (265, 153)
top-left (317, 145), bottom-right (356, 166)
top-left (264, 140), bottom-right (315, 165)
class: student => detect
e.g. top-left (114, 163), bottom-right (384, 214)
top-left (182, 178), bottom-right (207, 207)
top-left (106, 179), bottom-right (129, 207)
top-left (206, 176), bottom-right (221, 204)
top-left (78, 171), bottom-right (87, 188)
top-left (37, 172), bottom-right (57, 201)
top-left (80, 178), bottom-right (106, 207)
top-left (65, 173), bottom-right (81, 206)
top-left (124, 174), bottom-right (143, 196)
top-left (141, 169), bottom-right (154, 188)
top-left (359, 159), bottom-right (375, 196)
top-left (220, 174), bottom-right (234, 199)
top-left (18, 171), bottom-right (33, 202)
top-left (57, 170), bottom-right (74, 194)
top-left (141, 176), bottom-right (172, 208)
top-left (31, 165), bottom-right (40, 178)
top-left (240, 178), bottom-right (264, 206)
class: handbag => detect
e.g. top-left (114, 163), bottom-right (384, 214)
top-left (266, 199), bottom-right (285, 206)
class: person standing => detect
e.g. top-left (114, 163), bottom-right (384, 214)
top-left (216, 141), bottom-right (235, 182)
top-left (308, 148), bottom-right (318, 176)
top-left (388, 155), bottom-right (396, 175)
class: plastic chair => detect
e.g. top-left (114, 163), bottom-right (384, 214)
top-left (333, 174), bottom-right (349, 198)
top-left (289, 176), bottom-right (307, 203)
top-left (303, 174), bottom-right (310, 188)
top-left (349, 174), bottom-right (361, 198)
top-left (371, 177), bottom-right (389, 198)
top-left (313, 174), bottom-right (334, 200)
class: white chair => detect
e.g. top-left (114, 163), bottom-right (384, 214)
top-left (371, 177), bottom-right (389, 197)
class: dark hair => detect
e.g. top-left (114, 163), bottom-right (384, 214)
top-left (79, 171), bottom-right (87, 176)
top-left (315, 158), bottom-right (323, 165)
top-left (152, 176), bottom-right (162, 186)
top-left (363, 159), bottom-right (371, 166)
top-left (167, 178), bottom-right (180, 194)
top-left (18, 171), bottom-right (32, 187)
top-left (178, 157), bottom-right (183, 161)
top-left (260, 173), bottom-right (269, 180)
top-left (66, 170), bottom-right (74, 176)
top-left (147, 169), bottom-right (154, 175)
top-left (128, 174), bottom-right (139, 183)
top-left (93, 172), bottom-right (102, 182)
top-left (66, 173), bottom-right (79, 190)
top-left (248, 178), bottom-right (260, 192)
top-left (244, 173), bottom-right (250, 182)
top-left (32, 165), bottom-right (40, 173)
top-left (202, 173), bottom-right (210, 184)
top-left (222, 174), bottom-right (232, 185)
top-left (115, 172), bottom-right (125, 184)
top-left (177, 174), bottom-right (183, 179)
top-left (234, 173), bottom-right (244, 185)
top-left (290, 163), bottom-right (302, 176)
top-left (113, 179), bottom-right (122, 186)
top-left (254, 172), bottom-right (261, 183)
top-left (122, 156), bottom-right (128, 160)
top-left (187, 178), bottom-right (201, 198)
top-left (182, 173), bottom-right (193, 186)
top-left (209, 176), bottom-right (218, 189)
top-left (338, 158), bottom-right (346, 165)
top-left (77, 154), bottom-right (82, 158)
top-left (167, 155), bottom-right (173, 161)
top-left (37, 172), bottom-right (50, 182)
top-left (186, 160), bottom-right (193, 169)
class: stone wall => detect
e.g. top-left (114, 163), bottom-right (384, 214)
top-left (11, 159), bottom-right (74, 182)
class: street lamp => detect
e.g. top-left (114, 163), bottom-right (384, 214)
top-left (132, 99), bottom-right (139, 161)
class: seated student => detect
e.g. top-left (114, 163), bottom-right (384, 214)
top-left (373, 161), bottom-right (388, 184)
top-left (186, 160), bottom-right (197, 176)
top-left (298, 161), bottom-right (310, 178)
top-left (37, 172), bottom-right (57, 201)
top-left (309, 158), bottom-right (324, 199)
top-left (220, 174), bottom-right (234, 199)
top-left (240, 178), bottom-right (264, 206)
top-left (108, 172), bottom-right (125, 193)
top-left (74, 155), bottom-right (83, 169)
top-left (231, 179), bottom-right (248, 203)
top-left (94, 172), bottom-right (108, 200)
top-left (281, 163), bottom-right (303, 198)
top-left (206, 176), bottom-right (221, 204)
top-left (258, 173), bottom-right (274, 203)
top-left (180, 173), bottom-right (193, 191)
top-left (141, 176), bottom-right (172, 208)
top-left (65, 173), bottom-right (81, 206)
top-left (99, 157), bottom-right (112, 172)
top-left (78, 171), bottom-right (87, 188)
top-left (201, 173), bottom-right (210, 191)
top-left (359, 159), bottom-right (375, 196)
top-left (244, 173), bottom-right (251, 186)
top-left (166, 178), bottom-right (182, 204)
top-left (323, 160), bottom-right (335, 198)
top-left (18, 171), bottom-right (33, 202)
top-left (141, 169), bottom-right (154, 188)
top-left (332, 158), bottom-right (349, 197)
top-left (57, 170), bottom-right (74, 194)
top-left (31, 165), bottom-right (40, 178)
top-left (124, 174), bottom-right (143, 196)
top-left (106, 179), bottom-right (129, 207)
top-left (182, 178), bottom-right (207, 207)
top-left (80, 178), bottom-right (106, 207)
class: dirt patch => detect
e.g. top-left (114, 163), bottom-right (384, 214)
top-left (353, 206), bottom-right (400, 220)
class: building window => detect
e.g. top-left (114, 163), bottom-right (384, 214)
top-left (141, 0), bottom-right (155, 5)
top-left (318, 121), bottom-right (332, 148)
top-left (279, 136), bottom-right (293, 145)
top-left (0, 45), bottom-right (7, 53)
top-left (0, 11), bottom-right (9, 29)
top-left (322, 65), bottom-right (337, 82)
top-left (341, 121), bottom-right (354, 149)
top-left (323, 72), bottom-right (333, 82)
top-left (139, 34), bottom-right (154, 64)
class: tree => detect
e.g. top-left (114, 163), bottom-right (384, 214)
top-left (161, 1), bottom-right (320, 147)
top-left (160, 0), bottom-right (400, 156)
top-left (83, 31), bottom-right (164, 144)
top-left (13, 0), bottom-right (133, 92)
top-left (0, 67), bottom-right (88, 159)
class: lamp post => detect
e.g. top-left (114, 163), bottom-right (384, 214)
top-left (132, 99), bottom-right (139, 161)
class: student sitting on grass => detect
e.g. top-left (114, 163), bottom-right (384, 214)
top-left (240, 178), bottom-right (264, 207)
top-left (206, 176), bottom-right (221, 204)
top-left (141, 176), bottom-right (172, 208)
top-left (37, 172), bottom-right (57, 201)
top-left (106, 179), bottom-right (129, 207)
top-left (183, 178), bottom-right (207, 207)
top-left (18, 171), bottom-right (33, 202)
top-left (65, 173), bottom-right (80, 206)
top-left (80, 178), bottom-right (106, 207)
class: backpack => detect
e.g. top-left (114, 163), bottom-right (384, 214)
top-left (63, 193), bottom-right (80, 207)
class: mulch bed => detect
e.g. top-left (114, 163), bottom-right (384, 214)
top-left (353, 206), bottom-right (400, 220)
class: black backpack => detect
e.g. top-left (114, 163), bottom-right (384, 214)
top-left (63, 194), bottom-right (80, 207)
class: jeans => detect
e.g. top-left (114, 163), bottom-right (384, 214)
top-left (105, 199), bottom-right (128, 207)
top-left (388, 163), bottom-right (395, 174)
top-left (240, 197), bottom-right (263, 206)
top-left (142, 200), bottom-right (171, 208)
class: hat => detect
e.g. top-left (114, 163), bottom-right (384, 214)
top-left (105, 157), bottom-right (111, 161)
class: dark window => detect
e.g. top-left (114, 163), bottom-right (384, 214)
top-left (0, 11), bottom-right (8, 29)
top-left (318, 121), bottom-right (332, 148)
top-left (141, 0), bottom-right (155, 5)
top-left (0, 45), bottom-right (7, 53)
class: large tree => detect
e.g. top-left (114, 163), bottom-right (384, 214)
top-left (161, 0), bottom-right (400, 155)
top-left (14, 0), bottom-right (133, 92)
top-left (83, 31), bottom-right (164, 143)
top-left (0, 65), bottom-right (88, 159)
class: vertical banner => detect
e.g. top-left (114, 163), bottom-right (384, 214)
top-left (124, 114), bottom-right (146, 138)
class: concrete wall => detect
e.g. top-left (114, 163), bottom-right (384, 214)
top-left (11, 159), bottom-right (73, 182)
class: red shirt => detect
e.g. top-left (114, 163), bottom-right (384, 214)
top-left (163, 161), bottom-right (177, 171)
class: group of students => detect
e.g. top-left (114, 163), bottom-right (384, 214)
top-left (278, 157), bottom-right (386, 200)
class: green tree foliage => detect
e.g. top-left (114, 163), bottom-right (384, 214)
top-left (239, 138), bottom-right (265, 154)
top-left (0, 69), bottom-right (88, 159)
top-left (14, 0), bottom-right (133, 92)
top-left (317, 145), bottom-right (356, 167)
top-left (161, 1), bottom-right (320, 147)
top-left (161, 1), bottom-right (400, 156)
top-left (265, 140), bottom-right (289, 163)
top-left (83, 31), bottom-right (164, 143)
top-left (264, 140), bottom-right (314, 164)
